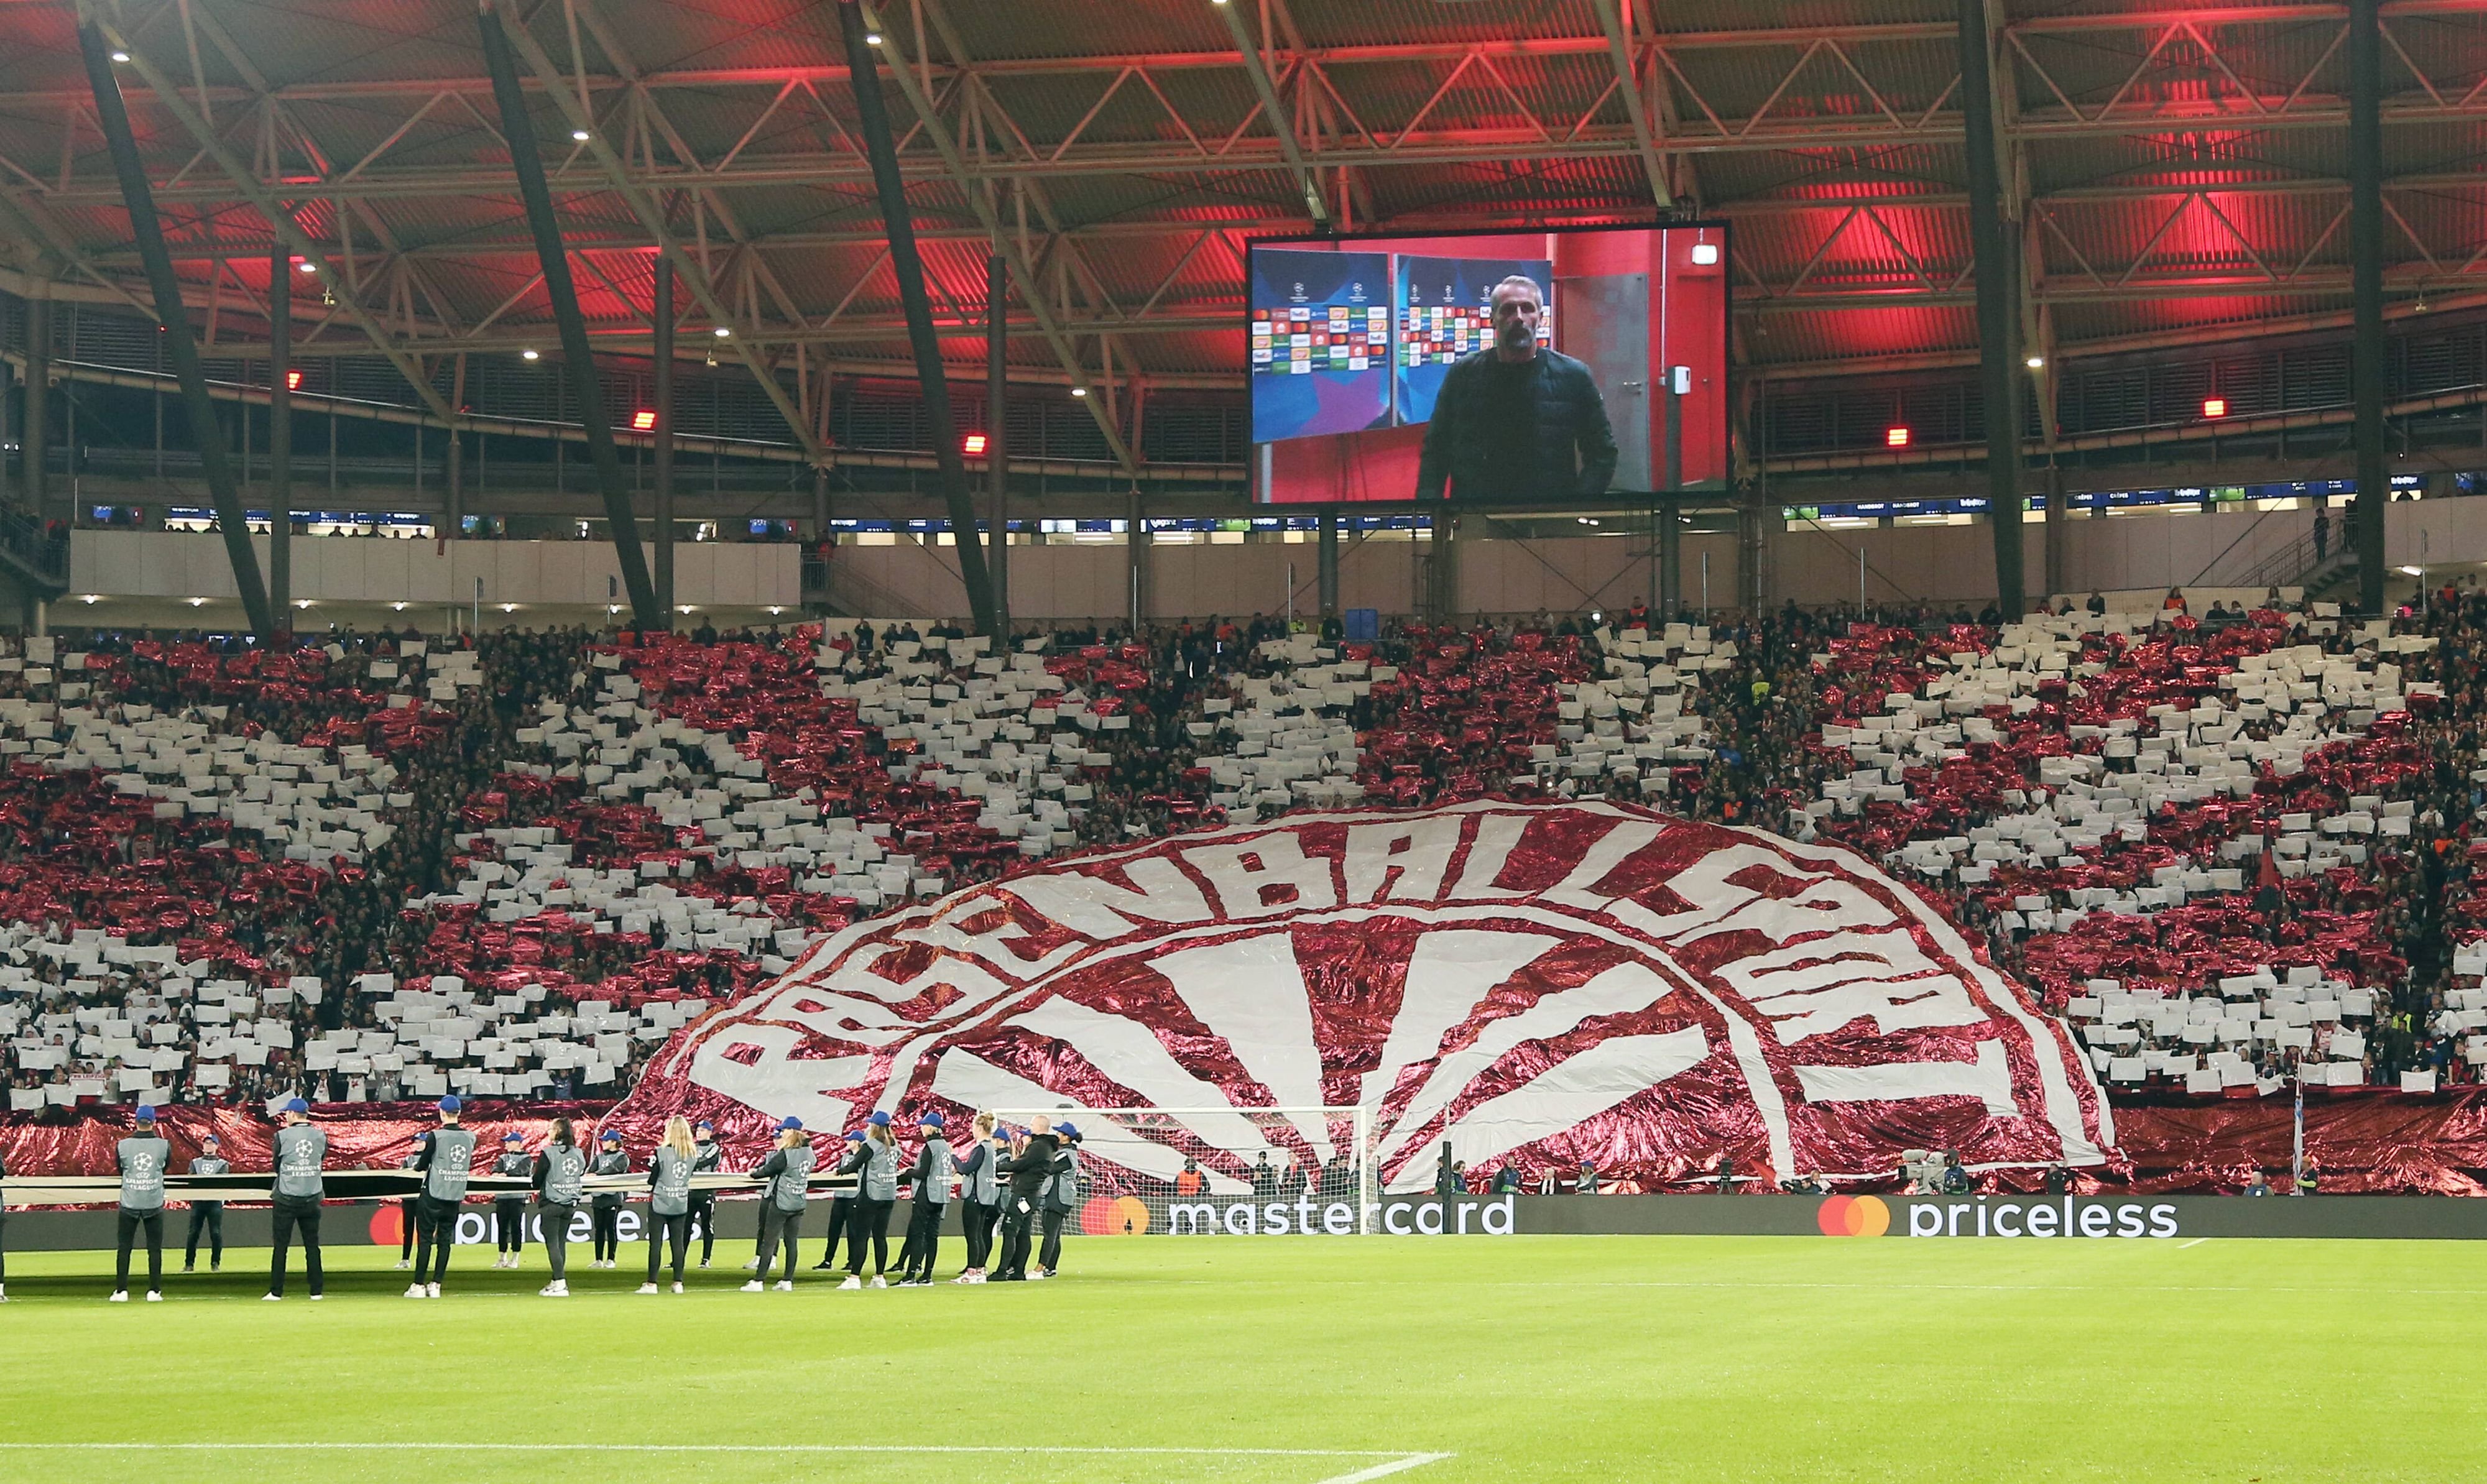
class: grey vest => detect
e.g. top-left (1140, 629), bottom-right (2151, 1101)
top-left (189, 1154), bottom-right (231, 1205)
top-left (956, 1141), bottom-right (999, 1205)
top-left (591, 1148), bottom-right (628, 1204)
top-left (768, 1144), bottom-right (814, 1212)
top-left (118, 1135), bottom-right (171, 1211)
top-left (272, 1125), bottom-right (327, 1199)
top-left (650, 1145), bottom-right (693, 1216)
top-left (423, 1127), bottom-right (477, 1202)
top-left (540, 1145), bottom-right (587, 1205)
top-left (494, 1151), bottom-right (531, 1185)
top-left (862, 1136), bottom-right (899, 1201)
top-left (916, 1136), bottom-right (952, 1205)
top-left (1045, 1149), bottom-right (1081, 1212)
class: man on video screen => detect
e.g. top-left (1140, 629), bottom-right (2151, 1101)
top-left (1414, 275), bottom-right (1618, 502)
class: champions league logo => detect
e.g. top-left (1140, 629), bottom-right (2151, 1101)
top-left (616, 803), bottom-right (2113, 1192)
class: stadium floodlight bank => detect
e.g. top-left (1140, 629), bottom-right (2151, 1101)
top-left (999, 1106), bottom-right (1391, 1235)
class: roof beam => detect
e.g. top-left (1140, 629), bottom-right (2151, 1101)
top-left (1588, 0), bottom-right (1673, 210)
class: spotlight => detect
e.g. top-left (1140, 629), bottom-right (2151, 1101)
top-left (296, 259), bottom-right (318, 274)
top-left (110, 51), bottom-right (130, 63)
top-left (571, 129), bottom-right (591, 142)
top-left (713, 326), bottom-right (732, 338)
top-left (2025, 355), bottom-right (2044, 369)
top-left (1071, 386), bottom-right (1089, 398)
top-left (865, 32), bottom-right (884, 44)
top-left (80, 594), bottom-right (101, 605)
top-left (522, 349), bottom-right (540, 361)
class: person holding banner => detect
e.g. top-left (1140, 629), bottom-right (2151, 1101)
top-left (266, 1099), bottom-right (326, 1301)
top-left (839, 1112), bottom-right (900, 1289)
top-left (689, 1120), bottom-right (723, 1268)
top-left (992, 1117), bottom-right (1059, 1284)
top-left (407, 1097), bottom-right (476, 1299)
top-left (949, 1112), bottom-right (1000, 1285)
top-left (112, 1105), bottom-right (172, 1302)
top-left (1035, 1123), bottom-right (1082, 1281)
top-left (639, 1117), bottom-right (696, 1295)
top-left (532, 1117), bottom-right (586, 1298)
top-left (742, 1117), bottom-right (813, 1293)
top-left (394, 1134), bottom-right (425, 1270)
top-left (589, 1130), bottom-right (629, 1269)
top-left (181, 1134), bottom-right (228, 1274)
top-left (491, 1131), bottom-right (530, 1268)
top-left (813, 1130), bottom-right (864, 1271)
top-left (895, 1110), bottom-right (951, 1287)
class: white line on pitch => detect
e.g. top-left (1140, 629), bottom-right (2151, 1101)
top-left (1313, 1454), bottom-right (1457, 1484)
top-left (0, 1444), bottom-right (1426, 1459)
top-left (2179, 1237), bottom-right (2209, 1249)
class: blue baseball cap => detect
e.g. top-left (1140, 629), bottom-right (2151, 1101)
top-left (504, 1130), bottom-right (526, 1143)
top-left (1056, 1122), bottom-right (1079, 1141)
top-left (599, 1128), bottom-right (622, 1143)
top-left (201, 1133), bottom-right (219, 1145)
top-left (867, 1110), bottom-right (892, 1127)
top-left (134, 1105), bottom-right (157, 1122)
top-left (436, 1095), bottom-right (462, 1115)
top-left (777, 1116), bottom-right (805, 1132)
top-left (843, 1129), bottom-right (866, 1143)
top-left (918, 1110), bottom-right (944, 1129)
top-left (694, 1120), bottom-right (715, 1133)
top-left (282, 1097), bottom-right (309, 1114)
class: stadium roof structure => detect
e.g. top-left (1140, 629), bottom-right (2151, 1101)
top-left (0, 0), bottom-right (2482, 482)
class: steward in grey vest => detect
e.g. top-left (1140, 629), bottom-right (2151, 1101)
top-left (112, 1107), bottom-right (172, 1299)
top-left (183, 1136), bottom-right (231, 1271)
top-left (267, 1100), bottom-right (327, 1300)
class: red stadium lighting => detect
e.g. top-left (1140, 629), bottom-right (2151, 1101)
top-left (2202, 397), bottom-right (2228, 419)
top-left (631, 410), bottom-right (657, 431)
top-left (1885, 426), bottom-right (1911, 448)
top-left (284, 369), bottom-right (303, 391)
top-left (963, 432), bottom-right (988, 456)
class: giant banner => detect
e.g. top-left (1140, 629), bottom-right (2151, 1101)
top-left (611, 803), bottom-right (2115, 1192)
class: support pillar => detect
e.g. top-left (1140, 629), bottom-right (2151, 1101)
top-left (76, 20), bottom-right (272, 637)
top-left (987, 251), bottom-right (1008, 635)
top-left (1958, 0), bottom-right (2026, 620)
top-left (476, 0), bottom-right (660, 631)
top-left (444, 427), bottom-right (463, 538)
top-left (269, 242), bottom-right (292, 634)
top-left (653, 259), bottom-right (676, 619)
top-left (2350, 0), bottom-right (2388, 615)
top-left (838, 0), bottom-right (996, 637)
top-left (1660, 381), bottom-right (1683, 615)
top-left (1127, 489), bottom-right (1148, 631)
top-left (1317, 507), bottom-right (1339, 617)
top-left (2042, 463), bottom-right (2066, 599)
top-left (23, 282), bottom-right (49, 528)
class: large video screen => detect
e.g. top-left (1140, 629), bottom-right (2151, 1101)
top-left (1247, 224), bottom-right (1729, 505)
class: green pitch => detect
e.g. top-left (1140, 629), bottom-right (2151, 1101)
top-left (0, 1235), bottom-right (2478, 1483)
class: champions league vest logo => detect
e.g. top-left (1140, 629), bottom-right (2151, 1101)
top-left (614, 803), bottom-right (2113, 1189)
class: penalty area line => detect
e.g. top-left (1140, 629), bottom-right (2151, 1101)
top-left (1314, 1454), bottom-right (1457, 1484)
top-left (2179, 1237), bottom-right (2210, 1249)
top-left (0, 1443), bottom-right (1449, 1462)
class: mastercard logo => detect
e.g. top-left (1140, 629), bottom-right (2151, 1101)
top-left (1081, 1194), bottom-right (1151, 1237)
top-left (1816, 1194), bottom-right (1891, 1237)
top-left (368, 1203), bottom-right (405, 1247)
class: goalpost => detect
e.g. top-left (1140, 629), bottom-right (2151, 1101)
top-left (994, 1105), bottom-right (1384, 1236)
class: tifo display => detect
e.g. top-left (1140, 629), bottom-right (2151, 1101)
top-left (4, 581), bottom-right (2487, 1214)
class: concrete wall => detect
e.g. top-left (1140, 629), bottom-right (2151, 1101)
top-left (68, 532), bottom-right (800, 609)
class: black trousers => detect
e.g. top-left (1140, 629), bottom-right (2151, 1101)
top-left (754, 1205), bottom-right (801, 1279)
top-left (1038, 1205), bottom-right (1068, 1273)
top-left (814, 1196), bottom-right (850, 1267)
top-left (590, 1200), bottom-right (621, 1261)
top-left (844, 1196), bottom-right (892, 1275)
top-left (960, 1200), bottom-right (997, 1270)
top-left (114, 1209), bottom-right (165, 1294)
top-left (183, 1203), bottom-right (224, 1266)
top-left (538, 1201), bottom-right (576, 1282)
top-left (1, 1212), bottom-right (9, 1284)
top-left (397, 1196), bottom-right (420, 1259)
top-left (494, 1200), bottom-right (527, 1254)
top-left (269, 1197), bottom-right (322, 1297)
top-left (411, 1196), bottom-right (459, 1285)
top-left (899, 1199), bottom-right (943, 1278)
top-left (645, 1211), bottom-right (691, 1284)
top-left (996, 1194), bottom-right (1038, 1279)
top-left (690, 1196), bottom-right (718, 1263)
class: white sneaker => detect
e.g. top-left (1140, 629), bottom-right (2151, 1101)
top-left (671, 1282), bottom-right (685, 1295)
top-left (262, 1293), bottom-right (283, 1302)
top-left (740, 1280), bottom-right (764, 1293)
top-left (1030, 1271), bottom-right (1051, 1281)
top-left (838, 1275), bottom-right (862, 1290)
top-left (698, 1259), bottom-right (711, 1269)
top-left (773, 1280), bottom-right (793, 1293)
top-left (405, 1284), bottom-right (427, 1299)
top-left (394, 1259), bottom-right (410, 1271)
top-left (109, 1291), bottom-right (129, 1303)
top-left (425, 1283), bottom-right (441, 1299)
top-left (309, 1294), bottom-right (323, 1302)
top-left (540, 1282), bottom-right (566, 1297)
top-left (742, 1257), bottom-right (760, 1270)
top-left (867, 1275), bottom-right (887, 1289)
top-left (967, 1272), bottom-right (987, 1284)
top-left (637, 1283), bottom-right (660, 1295)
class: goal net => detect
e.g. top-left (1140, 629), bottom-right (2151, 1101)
top-left (994, 1105), bottom-right (1382, 1237)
